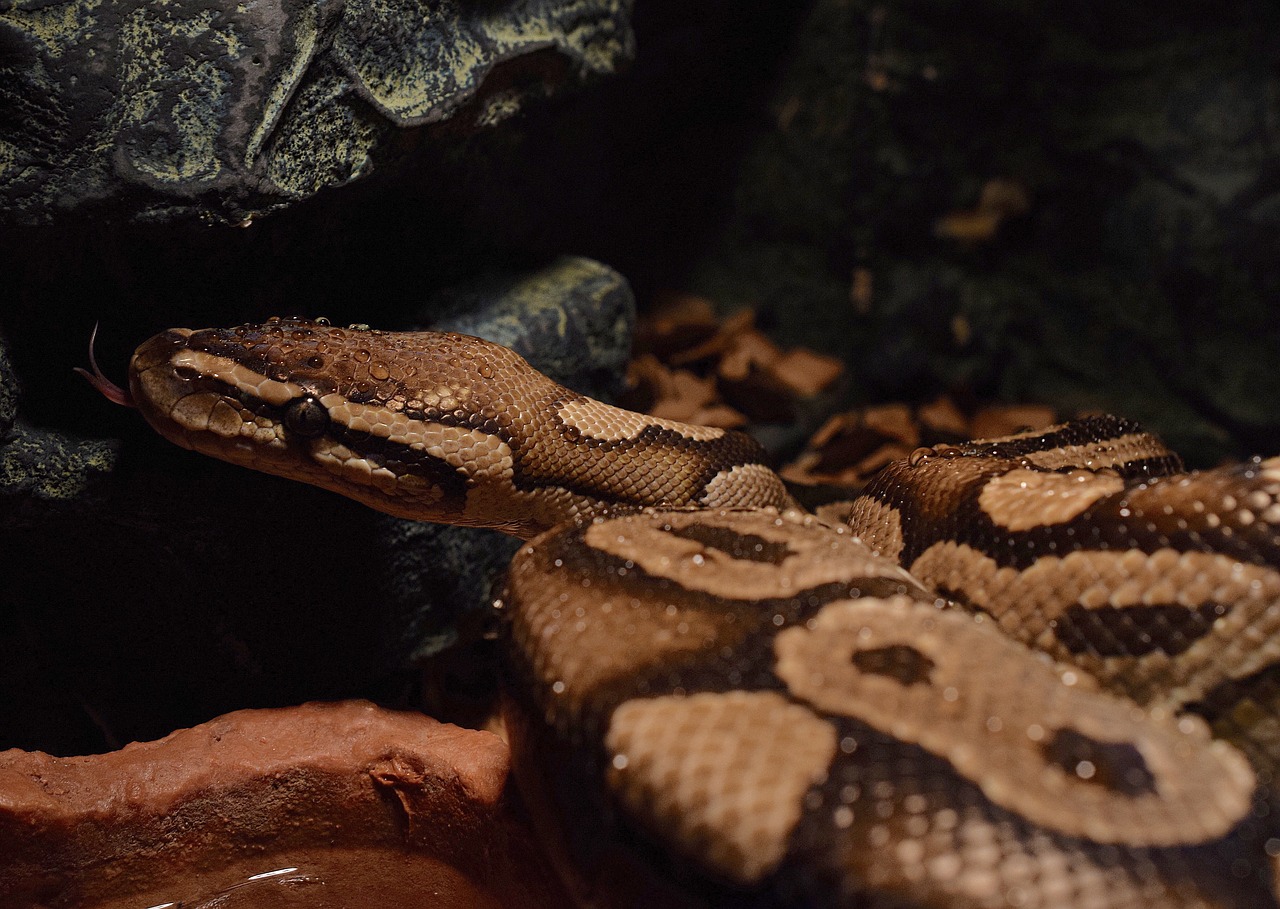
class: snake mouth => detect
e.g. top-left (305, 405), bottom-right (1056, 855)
top-left (73, 322), bottom-right (136, 408)
top-left (124, 328), bottom-right (285, 457)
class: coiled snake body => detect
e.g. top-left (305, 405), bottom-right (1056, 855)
top-left (105, 318), bottom-right (1280, 908)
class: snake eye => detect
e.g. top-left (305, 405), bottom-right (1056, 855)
top-left (284, 396), bottom-right (330, 438)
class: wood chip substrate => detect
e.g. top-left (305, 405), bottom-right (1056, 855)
top-left (626, 292), bottom-right (1058, 500)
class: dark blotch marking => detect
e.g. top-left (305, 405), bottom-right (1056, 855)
top-left (521, 527), bottom-right (934, 717)
top-left (1054, 602), bottom-right (1226, 657)
top-left (522, 418), bottom-right (773, 510)
top-left (667, 523), bottom-right (794, 564)
top-left (1042, 727), bottom-right (1156, 797)
top-left (1186, 661), bottom-right (1280, 729)
top-left (852, 644), bottom-right (935, 686)
top-left (933, 585), bottom-right (997, 619)
top-left (960, 416), bottom-right (1183, 480)
top-left (1111, 455), bottom-right (1186, 482)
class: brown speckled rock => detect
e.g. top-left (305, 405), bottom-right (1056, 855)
top-left (0, 700), bottom-right (568, 909)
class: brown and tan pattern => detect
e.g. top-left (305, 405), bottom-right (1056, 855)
top-left (774, 597), bottom-right (1252, 846)
top-left (111, 319), bottom-right (1280, 908)
top-left (128, 319), bottom-right (795, 538)
top-left (851, 419), bottom-right (1280, 786)
top-left (605, 691), bottom-right (838, 883)
top-left (505, 512), bottom-right (1269, 908)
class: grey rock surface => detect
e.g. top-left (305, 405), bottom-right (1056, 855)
top-left (424, 255), bottom-right (634, 396)
top-left (0, 0), bottom-right (634, 224)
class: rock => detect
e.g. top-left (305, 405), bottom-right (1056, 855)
top-left (422, 256), bottom-right (635, 399)
top-left (0, 422), bottom-right (119, 526)
top-left (0, 0), bottom-right (634, 224)
top-left (0, 330), bottom-right (16, 437)
top-left (0, 700), bottom-right (568, 909)
top-left (0, 329), bottom-right (119, 527)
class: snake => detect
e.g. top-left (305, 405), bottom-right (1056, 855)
top-left (79, 317), bottom-right (1280, 908)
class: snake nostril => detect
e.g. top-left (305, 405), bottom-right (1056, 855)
top-left (173, 365), bottom-right (200, 382)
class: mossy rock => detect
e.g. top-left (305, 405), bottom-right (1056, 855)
top-left (0, 0), bottom-right (633, 224)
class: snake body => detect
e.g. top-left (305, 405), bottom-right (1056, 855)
top-left (118, 318), bottom-right (1280, 908)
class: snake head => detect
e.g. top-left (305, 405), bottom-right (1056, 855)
top-left (123, 317), bottom-right (794, 538)
top-left (124, 317), bottom-right (533, 528)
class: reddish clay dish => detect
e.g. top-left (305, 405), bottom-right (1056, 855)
top-left (0, 700), bottom-right (568, 909)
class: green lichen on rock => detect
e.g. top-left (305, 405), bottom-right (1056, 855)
top-left (0, 424), bottom-right (118, 509)
top-left (0, 0), bottom-right (634, 223)
top-left (262, 60), bottom-right (390, 199)
top-left (334, 0), bottom-right (632, 126)
top-left (0, 333), bottom-right (16, 438)
top-left (113, 5), bottom-right (239, 187)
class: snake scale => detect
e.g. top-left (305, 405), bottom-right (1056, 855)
top-left (85, 317), bottom-right (1280, 908)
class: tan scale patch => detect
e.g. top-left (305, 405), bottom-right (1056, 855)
top-left (969, 422), bottom-right (1059, 444)
top-left (207, 399), bottom-right (246, 438)
top-left (168, 391), bottom-right (222, 433)
top-left (313, 440), bottom-right (373, 486)
top-left (321, 398), bottom-right (514, 481)
top-left (700, 464), bottom-right (794, 509)
top-left (978, 469), bottom-right (1125, 531)
top-left (468, 482), bottom-right (605, 538)
top-left (1021, 433), bottom-right (1166, 471)
top-left (172, 349), bottom-right (303, 406)
top-left (1123, 463), bottom-right (1280, 533)
top-left (162, 385), bottom-right (285, 452)
top-left (844, 496), bottom-right (905, 562)
top-left (310, 439), bottom-right (443, 504)
top-left (505, 555), bottom-right (746, 722)
top-left (1258, 457), bottom-right (1280, 524)
top-left (774, 597), bottom-right (1255, 846)
top-left (557, 398), bottom-right (725, 442)
top-left (584, 510), bottom-right (919, 602)
top-left (424, 424), bottom-right (512, 478)
top-left (605, 691), bottom-right (837, 884)
top-left (908, 541), bottom-right (1280, 708)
